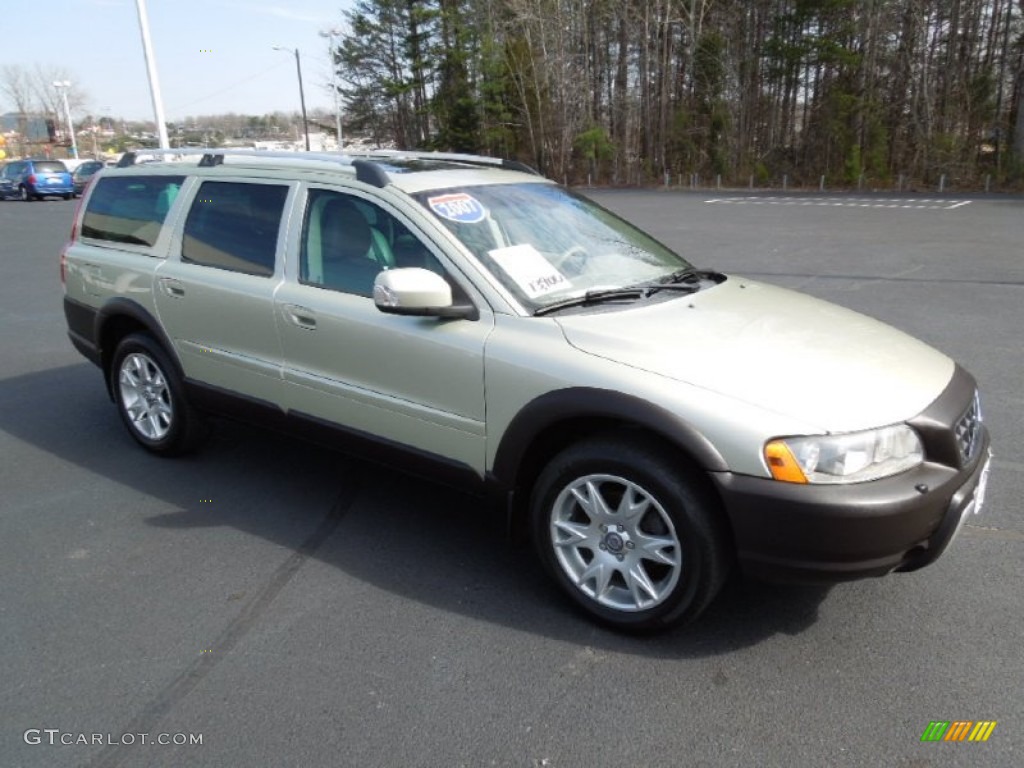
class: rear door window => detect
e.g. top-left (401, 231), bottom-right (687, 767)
top-left (181, 181), bottom-right (288, 277)
top-left (82, 175), bottom-right (186, 247)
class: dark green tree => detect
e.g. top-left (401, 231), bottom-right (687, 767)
top-left (431, 0), bottom-right (481, 152)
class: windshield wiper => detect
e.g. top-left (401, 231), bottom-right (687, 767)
top-left (534, 269), bottom-right (722, 316)
top-left (661, 267), bottom-right (720, 284)
top-left (533, 287), bottom-right (647, 316)
top-left (643, 268), bottom-right (723, 295)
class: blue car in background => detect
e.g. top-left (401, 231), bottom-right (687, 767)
top-left (1, 159), bottom-right (74, 200)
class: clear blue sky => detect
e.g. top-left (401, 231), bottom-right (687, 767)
top-left (3, 0), bottom-right (353, 121)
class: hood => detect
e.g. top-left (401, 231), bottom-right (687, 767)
top-left (554, 278), bottom-right (954, 433)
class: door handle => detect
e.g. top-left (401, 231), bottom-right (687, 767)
top-left (159, 277), bottom-right (186, 297)
top-left (284, 304), bottom-right (317, 330)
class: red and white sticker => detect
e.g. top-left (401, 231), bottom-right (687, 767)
top-left (427, 192), bottom-right (487, 224)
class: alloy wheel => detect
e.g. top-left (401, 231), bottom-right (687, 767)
top-left (118, 352), bottom-right (174, 440)
top-left (549, 473), bottom-right (682, 612)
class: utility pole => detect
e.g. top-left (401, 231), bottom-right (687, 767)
top-left (273, 46), bottom-right (311, 151)
top-left (134, 0), bottom-right (170, 148)
top-left (319, 28), bottom-right (344, 151)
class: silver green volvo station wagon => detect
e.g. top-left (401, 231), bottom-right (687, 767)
top-left (61, 149), bottom-right (992, 631)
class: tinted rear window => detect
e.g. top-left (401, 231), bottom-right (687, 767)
top-left (33, 161), bottom-right (68, 174)
top-left (82, 175), bottom-right (185, 247)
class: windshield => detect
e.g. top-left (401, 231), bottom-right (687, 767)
top-left (413, 183), bottom-right (691, 310)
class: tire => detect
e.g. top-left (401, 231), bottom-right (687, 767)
top-left (63, 193), bottom-right (72, 200)
top-left (110, 333), bottom-right (208, 456)
top-left (530, 437), bottom-right (731, 631)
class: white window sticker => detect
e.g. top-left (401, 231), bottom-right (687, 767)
top-left (488, 244), bottom-right (571, 298)
top-left (427, 192), bottom-right (487, 224)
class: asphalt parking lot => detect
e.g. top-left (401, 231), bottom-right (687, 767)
top-left (1, 190), bottom-right (1021, 767)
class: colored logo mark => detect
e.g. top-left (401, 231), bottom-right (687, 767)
top-left (921, 720), bottom-right (997, 742)
top-left (427, 192), bottom-right (486, 224)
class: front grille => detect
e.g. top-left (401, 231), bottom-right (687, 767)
top-left (954, 390), bottom-right (983, 465)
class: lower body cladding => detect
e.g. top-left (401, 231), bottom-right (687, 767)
top-left (714, 436), bottom-right (992, 583)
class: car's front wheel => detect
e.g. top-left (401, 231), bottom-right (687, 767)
top-left (531, 437), bottom-right (731, 631)
top-left (110, 333), bottom-right (208, 456)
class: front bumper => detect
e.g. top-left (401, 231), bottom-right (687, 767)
top-left (714, 442), bottom-right (990, 582)
top-left (712, 365), bottom-right (992, 583)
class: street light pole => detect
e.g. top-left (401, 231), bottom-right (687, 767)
top-left (273, 46), bottom-right (310, 151)
top-left (52, 80), bottom-right (79, 159)
top-left (319, 28), bottom-right (343, 151)
top-left (134, 0), bottom-right (170, 149)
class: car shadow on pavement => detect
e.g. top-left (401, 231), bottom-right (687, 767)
top-left (2, 363), bottom-right (832, 658)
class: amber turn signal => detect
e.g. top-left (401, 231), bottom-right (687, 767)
top-left (764, 440), bottom-right (809, 484)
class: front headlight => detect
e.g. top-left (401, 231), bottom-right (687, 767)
top-left (764, 424), bottom-right (923, 484)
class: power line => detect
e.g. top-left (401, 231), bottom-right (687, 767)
top-left (169, 60), bottom-right (288, 114)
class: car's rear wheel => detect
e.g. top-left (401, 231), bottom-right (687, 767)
top-left (62, 193), bottom-right (72, 200)
top-left (530, 437), bottom-right (731, 631)
top-left (110, 333), bottom-right (208, 456)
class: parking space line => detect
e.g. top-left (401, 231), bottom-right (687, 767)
top-left (704, 197), bottom-right (972, 210)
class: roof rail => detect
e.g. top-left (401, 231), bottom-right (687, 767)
top-left (112, 147), bottom-right (541, 186)
top-left (351, 159), bottom-right (389, 188)
top-left (116, 147), bottom-right (354, 165)
top-left (348, 149), bottom-right (540, 176)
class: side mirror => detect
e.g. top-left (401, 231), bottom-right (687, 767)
top-left (373, 268), bottom-right (477, 320)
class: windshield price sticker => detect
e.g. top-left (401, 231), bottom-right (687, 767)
top-left (427, 193), bottom-right (487, 224)
top-left (489, 244), bottom-right (571, 298)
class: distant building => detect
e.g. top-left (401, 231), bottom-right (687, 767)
top-left (0, 113), bottom-right (53, 142)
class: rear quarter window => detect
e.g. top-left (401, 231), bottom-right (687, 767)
top-left (82, 175), bottom-right (185, 247)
